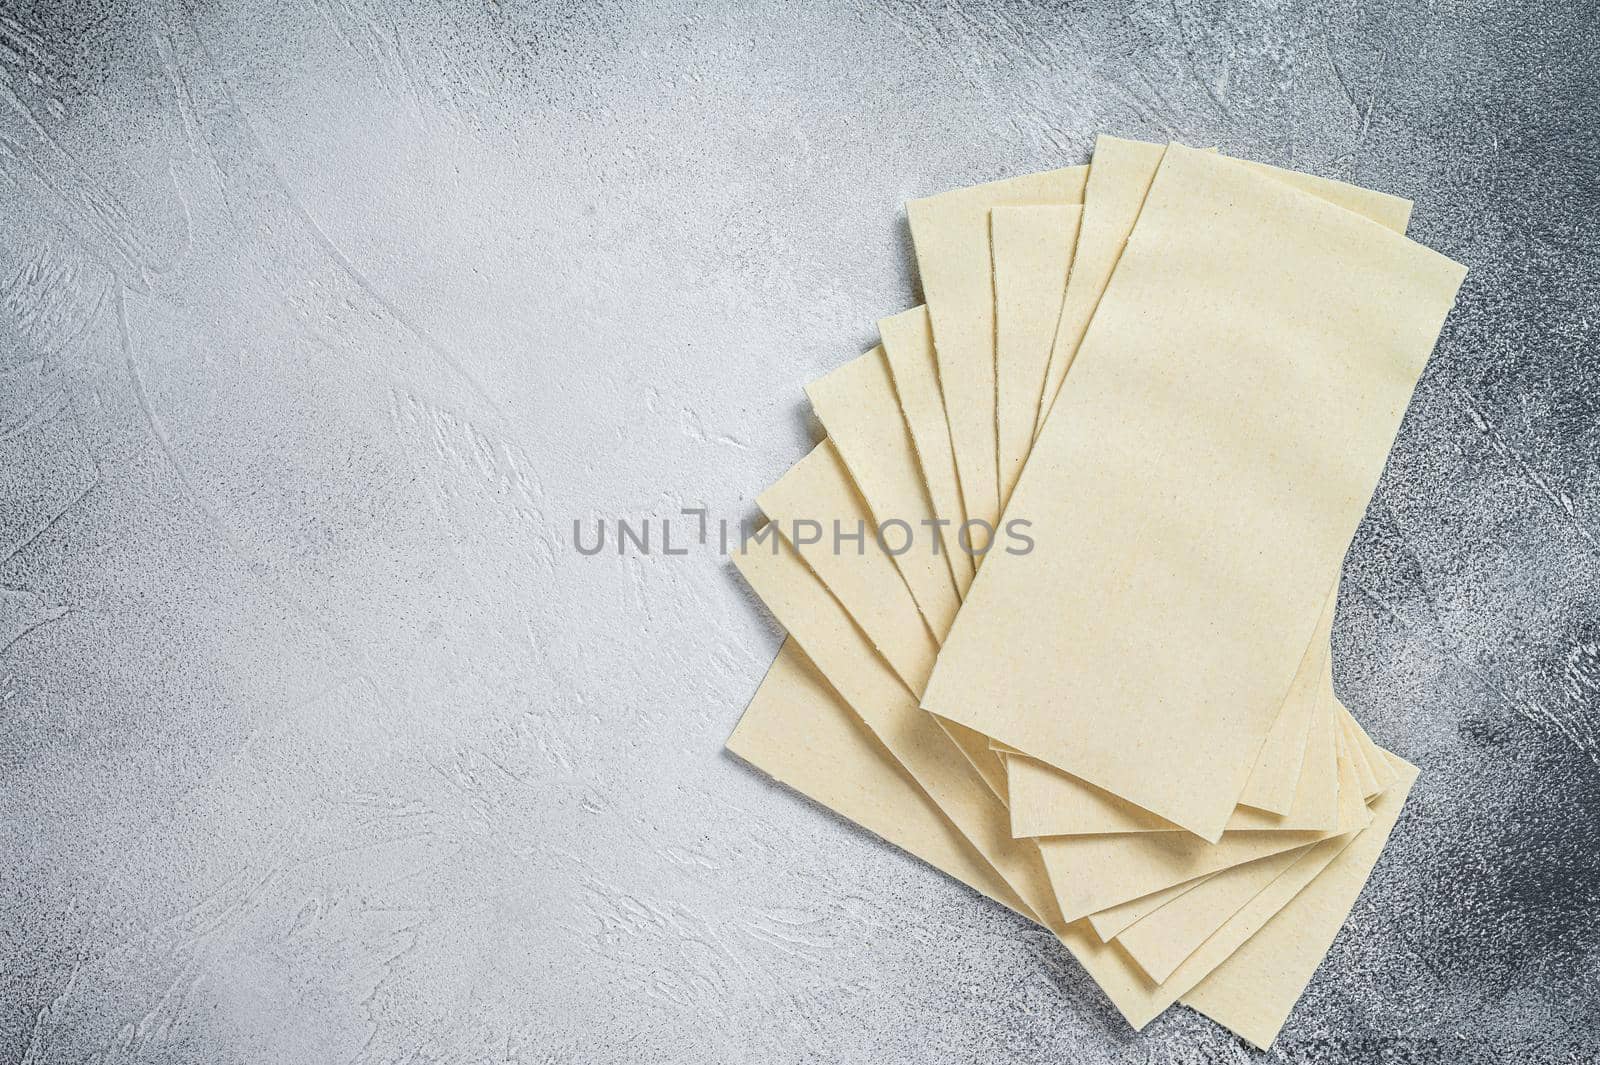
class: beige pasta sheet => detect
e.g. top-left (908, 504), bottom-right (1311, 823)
top-left (721, 636), bottom-right (1182, 1031)
top-left (1182, 755), bottom-right (1421, 1048)
top-left (1236, 589), bottom-right (1336, 813)
top-left (755, 434), bottom-right (1004, 796)
top-left (1034, 135), bottom-right (1168, 438)
top-left (723, 134), bottom-right (1439, 1047)
top-left (756, 438), bottom-right (1006, 798)
top-left (806, 348), bottom-right (962, 637)
top-left (1340, 705), bottom-right (1400, 799)
top-left (1118, 845), bottom-right (1315, 983)
top-left (1034, 135), bottom-right (1415, 434)
top-left (725, 635), bottom-right (1421, 1040)
top-left (1110, 740), bottom-right (1402, 984)
top-left (1085, 874), bottom-right (1217, 942)
top-left (1005, 588), bottom-right (1340, 836)
top-left (726, 639), bottom-right (1031, 918)
top-left (992, 204), bottom-right (1081, 507)
top-left (878, 307), bottom-right (975, 595)
top-left (781, 356), bottom-right (1340, 842)
top-left (907, 165), bottom-right (1087, 537)
top-left (750, 440), bottom-right (1374, 931)
top-left (739, 485), bottom-right (1378, 955)
top-left (941, 139), bottom-right (1416, 837)
top-left (923, 144), bottom-right (1466, 841)
top-left (1007, 662), bottom-right (1341, 837)
top-left (757, 441), bottom-right (937, 694)
top-left (731, 528), bottom-right (1061, 921)
top-left (1081, 752), bottom-right (1413, 1036)
top-left (798, 326), bottom-right (1335, 835)
top-left (1034, 732), bottom-right (1372, 923)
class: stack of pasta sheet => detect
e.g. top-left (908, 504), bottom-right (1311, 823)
top-left (725, 138), bottom-right (1464, 1047)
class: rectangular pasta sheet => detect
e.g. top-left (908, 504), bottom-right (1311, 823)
top-left (1034, 135), bottom-right (1167, 437)
top-left (1034, 136), bottom-right (1414, 433)
top-left (1109, 826), bottom-right (1362, 1030)
top-left (732, 528), bottom-right (1062, 922)
top-left (724, 646), bottom-right (1263, 1033)
top-left (757, 440), bottom-right (937, 695)
top-left (762, 427), bottom-right (1008, 800)
top-left (1034, 723), bottom-right (1372, 922)
top-left (726, 646), bottom-right (1417, 1038)
top-left (1237, 587), bottom-right (1336, 813)
top-left (1344, 708), bottom-right (1400, 795)
top-left (939, 715), bottom-right (1010, 804)
top-left (922, 145), bottom-right (1465, 841)
top-left (806, 347), bottom-right (962, 638)
top-left (1086, 873), bottom-right (1217, 941)
top-left (727, 639), bottom-right (1031, 919)
top-left (907, 165), bottom-right (1087, 536)
top-left (1116, 846), bottom-right (1314, 984)
top-left (879, 307), bottom-right (975, 595)
top-left (1005, 591), bottom-right (1340, 836)
top-left (1342, 712), bottom-right (1382, 798)
top-left (1007, 670), bottom-right (1340, 836)
top-left (992, 204), bottom-right (1081, 507)
top-left (1182, 755), bottom-right (1421, 1048)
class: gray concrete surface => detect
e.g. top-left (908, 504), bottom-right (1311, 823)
top-left (2, 0), bottom-right (1596, 1061)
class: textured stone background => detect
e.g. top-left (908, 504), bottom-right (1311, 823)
top-left (2, 0), bottom-right (1596, 1061)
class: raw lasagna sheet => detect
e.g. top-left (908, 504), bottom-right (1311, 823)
top-left (726, 136), bottom-right (1436, 1044)
top-left (759, 435), bottom-right (1007, 797)
top-left (992, 204), bottom-right (1081, 507)
top-left (727, 639), bottom-right (1030, 918)
top-left (732, 529), bottom-right (1061, 922)
top-left (939, 715), bottom-right (1011, 804)
top-left (757, 440), bottom-right (936, 694)
top-left (907, 165), bottom-right (1088, 537)
top-left (879, 307), bottom-right (975, 595)
top-left (1344, 709), bottom-right (1400, 795)
top-left (806, 348), bottom-right (962, 637)
top-left (1034, 135), bottom-right (1414, 434)
top-left (1107, 729), bottom-right (1407, 985)
top-left (1117, 844), bottom-right (1314, 983)
top-left (1033, 732), bottom-right (1372, 923)
top-left (1182, 755), bottom-right (1422, 1048)
top-left (755, 423), bottom-right (1344, 832)
top-left (1005, 588), bottom-right (1339, 836)
top-left (923, 144), bottom-right (1465, 841)
top-left (797, 337), bottom-right (1336, 834)
top-left (1086, 873), bottom-right (1217, 941)
top-left (1237, 587), bottom-right (1336, 813)
top-left (1096, 814), bottom-right (1369, 1031)
top-left (724, 643), bottom-right (1190, 1031)
top-left (1034, 135), bottom-right (1168, 437)
top-left (726, 639), bottom-right (1420, 1038)
top-left (981, 138), bottom-right (1413, 832)
top-left (1008, 666), bottom-right (1341, 837)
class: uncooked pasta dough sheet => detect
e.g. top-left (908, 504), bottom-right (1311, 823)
top-left (992, 204), bottom-right (1081, 507)
top-left (922, 145), bottom-right (1465, 841)
top-left (907, 165), bottom-right (1087, 537)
